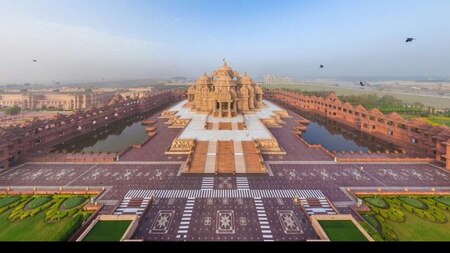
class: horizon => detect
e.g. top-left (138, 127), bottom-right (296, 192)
top-left (1, 0), bottom-right (450, 84)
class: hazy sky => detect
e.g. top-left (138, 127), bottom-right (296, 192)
top-left (1, 0), bottom-right (450, 84)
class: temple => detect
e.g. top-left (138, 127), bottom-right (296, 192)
top-left (186, 61), bottom-right (264, 117)
top-left (164, 62), bottom-right (288, 174)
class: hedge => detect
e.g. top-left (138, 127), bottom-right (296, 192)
top-left (359, 221), bottom-right (384, 241)
top-left (48, 213), bottom-right (84, 241)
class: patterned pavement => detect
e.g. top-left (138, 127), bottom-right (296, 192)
top-left (1, 104), bottom-right (450, 241)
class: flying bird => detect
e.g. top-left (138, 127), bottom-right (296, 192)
top-left (32, 60), bottom-right (37, 62)
top-left (359, 81), bottom-right (371, 87)
top-left (405, 38), bottom-right (415, 43)
top-left (319, 64), bottom-right (324, 68)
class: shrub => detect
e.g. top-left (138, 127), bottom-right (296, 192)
top-left (413, 208), bottom-right (425, 218)
top-left (436, 202), bottom-right (448, 211)
top-left (30, 208), bottom-right (41, 217)
top-left (424, 212), bottom-right (436, 223)
top-left (0, 206), bottom-right (10, 214)
top-left (19, 212), bottom-right (30, 220)
top-left (68, 208), bottom-right (78, 217)
top-left (49, 213), bottom-right (84, 241)
top-left (400, 202), bottom-right (414, 213)
top-left (359, 221), bottom-right (383, 241)
top-left (374, 215), bottom-right (385, 223)
top-left (381, 228), bottom-right (398, 241)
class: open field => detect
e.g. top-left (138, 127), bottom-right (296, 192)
top-left (262, 83), bottom-right (450, 109)
top-left (82, 220), bottom-right (131, 241)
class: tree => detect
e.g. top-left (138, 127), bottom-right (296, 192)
top-left (3, 106), bottom-right (21, 115)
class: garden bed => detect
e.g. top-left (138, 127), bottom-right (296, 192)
top-left (317, 220), bottom-right (369, 241)
top-left (398, 197), bottom-right (427, 210)
top-left (82, 220), bottom-right (132, 241)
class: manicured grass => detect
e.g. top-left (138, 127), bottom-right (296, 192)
top-left (0, 210), bottom-right (81, 241)
top-left (62, 196), bottom-right (87, 209)
top-left (436, 197), bottom-right (450, 207)
top-left (362, 214), bottom-right (380, 229)
top-left (318, 220), bottom-right (369, 241)
top-left (82, 220), bottom-right (132, 241)
top-left (398, 197), bottom-right (427, 210)
top-left (385, 210), bottom-right (450, 241)
top-left (28, 197), bottom-right (52, 209)
top-left (0, 196), bottom-right (21, 208)
top-left (364, 197), bottom-right (389, 209)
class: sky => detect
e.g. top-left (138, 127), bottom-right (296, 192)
top-left (1, 0), bottom-right (450, 84)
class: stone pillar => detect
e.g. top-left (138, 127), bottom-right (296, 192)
top-left (219, 102), bottom-right (222, 118)
top-left (446, 143), bottom-right (450, 170)
top-left (436, 141), bottom-right (442, 161)
top-left (227, 101), bottom-right (231, 118)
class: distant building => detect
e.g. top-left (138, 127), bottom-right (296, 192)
top-left (263, 74), bottom-right (299, 85)
top-left (0, 90), bottom-right (116, 111)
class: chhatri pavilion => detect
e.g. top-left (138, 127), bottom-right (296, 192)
top-left (161, 62), bottom-right (290, 174)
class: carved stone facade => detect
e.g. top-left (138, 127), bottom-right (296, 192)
top-left (255, 139), bottom-right (284, 154)
top-left (167, 138), bottom-right (196, 154)
top-left (186, 62), bottom-right (264, 118)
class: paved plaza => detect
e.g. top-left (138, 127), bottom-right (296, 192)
top-left (1, 102), bottom-right (449, 241)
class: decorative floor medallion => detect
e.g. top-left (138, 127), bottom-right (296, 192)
top-left (216, 210), bottom-right (235, 234)
top-left (150, 210), bottom-right (175, 234)
top-left (277, 210), bottom-right (302, 234)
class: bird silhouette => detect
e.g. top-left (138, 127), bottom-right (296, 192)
top-left (406, 38), bottom-right (415, 43)
top-left (32, 60), bottom-right (37, 62)
top-left (360, 81), bottom-right (365, 86)
top-left (319, 64), bottom-right (324, 68)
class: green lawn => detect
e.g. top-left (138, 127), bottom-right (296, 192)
top-left (386, 211), bottom-right (450, 241)
top-left (28, 196), bottom-right (52, 209)
top-left (82, 220), bottom-right (132, 241)
top-left (436, 197), bottom-right (450, 207)
top-left (398, 197), bottom-right (427, 210)
top-left (318, 220), bottom-right (369, 241)
top-left (62, 196), bottom-right (87, 209)
top-left (0, 210), bottom-right (79, 241)
top-left (0, 196), bottom-right (21, 208)
top-left (364, 197), bottom-right (389, 209)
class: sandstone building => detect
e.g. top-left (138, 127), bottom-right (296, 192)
top-left (186, 62), bottom-right (264, 117)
